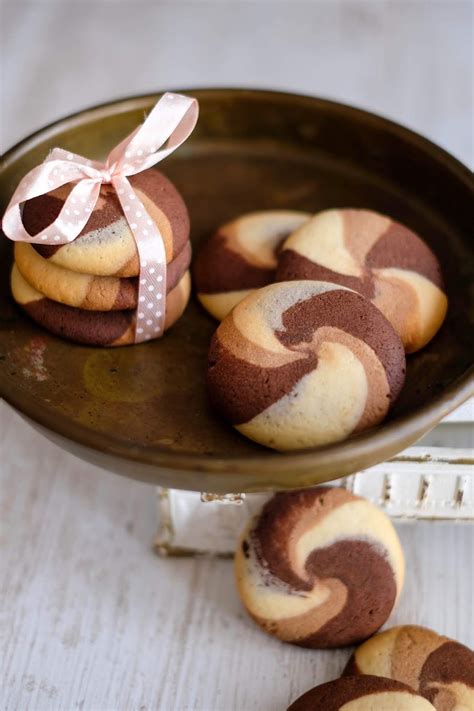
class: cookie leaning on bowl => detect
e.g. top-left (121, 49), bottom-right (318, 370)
top-left (276, 208), bottom-right (448, 353)
top-left (288, 676), bottom-right (436, 710)
top-left (207, 280), bottom-right (406, 451)
top-left (343, 625), bottom-right (474, 711)
top-left (11, 265), bottom-right (191, 347)
top-left (235, 487), bottom-right (405, 648)
top-left (193, 210), bottom-right (311, 320)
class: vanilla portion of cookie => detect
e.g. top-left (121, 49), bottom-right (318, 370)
top-left (339, 695), bottom-right (435, 711)
top-left (235, 487), bottom-right (405, 649)
top-left (194, 210), bottom-right (311, 320)
top-left (344, 625), bottom-right (474, 711)
top-left (207, 280), bottom-right (405, 451)
top-left (276, 208), bottom-right (448, 353)
top-left (197, 289), bottom-right (252, 323)
top-left (220, 211), bottom-right (311, 268)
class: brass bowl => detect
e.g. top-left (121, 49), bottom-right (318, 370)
top-left (1, 89), bottom-right (472, 492)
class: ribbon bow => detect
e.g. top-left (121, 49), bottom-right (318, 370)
top-left (2, 92), bottom-right (199, 343)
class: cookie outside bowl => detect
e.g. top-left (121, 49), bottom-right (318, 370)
top-left (343, 624), bottom-right (474, 711)
top-left (235, 487), bottom-right (405, 649)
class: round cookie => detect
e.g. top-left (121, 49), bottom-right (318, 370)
top-left (21, 167), bottom-right (190, 277)
top-left (344, 625), bottom-right (474, 711)
top-left (14, 240), bottom-right (191, 311)
top-left (193, 210), bottom-right (311, 320)
top-left (11, 265), bottom-right (191, 346)
top-left (276, 209), bottom-right (448, 353)
top-left (235, 487), bottom-right (405, 648)
top-left (207, 280), bottom-right (406, 451)
top-left (288, 676), bottom-right (436, 710)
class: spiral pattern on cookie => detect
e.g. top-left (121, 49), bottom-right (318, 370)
top-left (344, 625), bottom-right (474, 711)
top-left (235, 487), bottom-right (405, 648)
top-left (207, 280), bottom-right (405, 451)
top-left (276, 209), bottom-right (448, 352)
top-left (193, 210), bottom-right (310, 320)
top-left (288, 676), bottom-right (436, 710)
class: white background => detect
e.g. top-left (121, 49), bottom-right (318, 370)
top-left (1, 2), bottom-right (473, 710)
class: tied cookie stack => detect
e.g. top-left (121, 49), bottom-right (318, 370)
top-left (3, 92), bottom-right (199, 347)
top-left (11, 169), bottom-right (192, 346)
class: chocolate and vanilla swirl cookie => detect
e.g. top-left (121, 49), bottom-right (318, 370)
top-left (235, 487), bottom-right (405, 648)
top-left (11, 265), bottom-right (191, 346)
top-left (344, 625), bottom-right (474, 711)
top-left (207, 280), bottom-right (405, 451)
top-left (14, 240), bottom-right (191, 311)
top-left (21, 168), bottom-right (190, 277)
top-left (288, 676), bottom-right (436, 710)
top-left (276, 209), bottom-right (448, 353)
top-left (193, 210), bottom-right (310, 320)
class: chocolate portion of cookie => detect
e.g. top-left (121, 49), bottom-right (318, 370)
top-left (235, 487), bottom-right (405, 649)
top-left (194, 210), bottom-right (310, 321)
top-left (288, 676), bottom-right (435, 711)
top-left (420, 641), bottom-right (474, 708)
top-left (207, 281), bottom-right (405, 451)
top-left (25, 296), bottom-right (134, 346)
top-left (23, 167), bottom-right (190, 277)
top-left (194, 232), bottom-right (275, 294)
top-left (276, 208), bottom-right (448, 352)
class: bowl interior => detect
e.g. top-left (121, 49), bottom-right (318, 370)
top-left (0, 89), bottom-right (472, 492)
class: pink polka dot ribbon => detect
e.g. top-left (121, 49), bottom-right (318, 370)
top-left (2, 92), bottom-right (199, 343)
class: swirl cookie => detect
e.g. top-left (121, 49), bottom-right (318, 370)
top-left (14, 240), bottom-right (191, 311)
top-left (207, 281), bottom-right (405, 451)
top-left (235, 487), bottom-right (405, 648)
top-left (288, 676), bottom-right (436, 710)
top-left (276, 209), bottom-right (448, 353)
top-left (344, 625), bottom-right (474, 711)
top-left (11, 265), bottom-right (191, 346)
top-left (21, 168), bottom-right (190, 277)
top-left (193, 210), bottom-right (310, 320)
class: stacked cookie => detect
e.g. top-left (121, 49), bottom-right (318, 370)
top-left (12, 168), bottom-right (192, 346)
top-left (196, 208), bottom-right (448, 451)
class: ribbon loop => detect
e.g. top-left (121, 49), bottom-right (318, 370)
top-left (2, 92), bottom-right (199, 343)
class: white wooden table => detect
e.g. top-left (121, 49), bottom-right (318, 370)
top-left (1, 2), bottom-right (472, 709)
